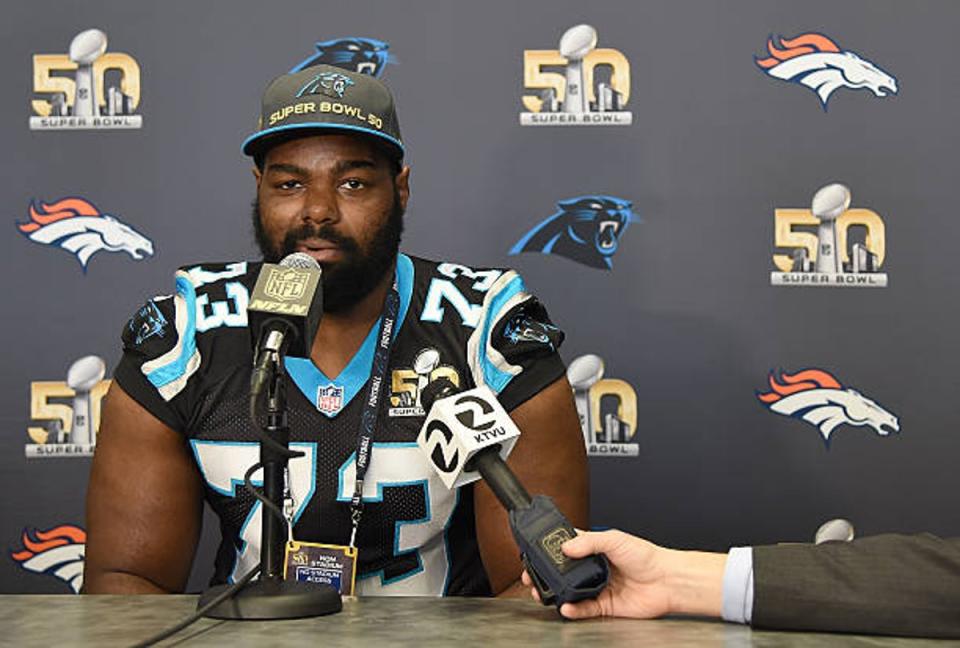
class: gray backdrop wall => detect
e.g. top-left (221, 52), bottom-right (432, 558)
top-left (3, 0), bottom-right (958, 593)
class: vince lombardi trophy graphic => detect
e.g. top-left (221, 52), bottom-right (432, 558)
top-left (812, 183), bottom-right (851, 274)
top-left (559, 25), bottom-right (597, 114)
top-left (412, 348), bottom-right (441, 408)
top-left (567, 354), bottom-right (605, 445)
top-left (68, 29), bottom-right (108, 117)
top-left (66, 355), bottom-right (106, 445)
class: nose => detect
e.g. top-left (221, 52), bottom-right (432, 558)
top-left (302, 183), bottom-right (340, 226)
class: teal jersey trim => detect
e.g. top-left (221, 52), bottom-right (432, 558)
top-left (285, 254), bottom-right (414, 417)
top-left (147, 274), bottom-right (198, 389)
top-left (477, 275), bottom-right (525, 395)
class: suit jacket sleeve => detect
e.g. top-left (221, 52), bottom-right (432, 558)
top-left (752, 533), bottom-right (960, 638)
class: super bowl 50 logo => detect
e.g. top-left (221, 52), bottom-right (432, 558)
top-left (25, 355), bottom-right (110, 458)
top-left (520, 24), bottom-right (632, 126)
top-left (30, 28), bottom-right (143, 130)
top-left (567, 354), bottom-right (638, 456)
top-left (771, 183), bottom-right (887, 288)
top-left (389, 348), bottom-right (460, 417)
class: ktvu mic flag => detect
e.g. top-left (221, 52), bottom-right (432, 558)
top-left (417, 386), bottom-right (521, 490)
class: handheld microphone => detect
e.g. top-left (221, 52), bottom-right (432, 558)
top-left (417, 378), bottom-right (608, 608)
top-left (248, 253), bottom-right (323, 399)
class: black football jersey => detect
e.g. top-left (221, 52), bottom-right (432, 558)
top-left (114, 253), bottom-right (566, 596)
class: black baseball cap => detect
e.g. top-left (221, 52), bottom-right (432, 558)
top-left (242, 64), bottom-right (404, 161)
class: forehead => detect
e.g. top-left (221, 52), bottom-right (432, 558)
top-left (262, 133), bottom-right (388, 171)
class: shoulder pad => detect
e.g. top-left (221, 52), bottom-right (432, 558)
top-left (178, 261), bottom-right (252, 290)
top-left (491, 296), bottom-right (564, 362)
top-left (122, 296), bottom-right (177, 359)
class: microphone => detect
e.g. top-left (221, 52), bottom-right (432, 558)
top-left (196, 252), bottom-right (340, 620)
top-left (248, 253), bottom-right (323, 400)
top-left (417, 378), bottom-right (608, 607)
top-left (248, 252), bottom-right (323, 359)
top-left (815, 518), bottom-right (855, 544)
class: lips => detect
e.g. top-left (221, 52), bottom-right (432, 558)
top-left (296, 239), bottom-right (343, 263)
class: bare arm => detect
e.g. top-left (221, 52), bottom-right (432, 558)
top-left (82, 383), bottom-right (203, 593)
top-left (474, 376), bottom-right (589, 596)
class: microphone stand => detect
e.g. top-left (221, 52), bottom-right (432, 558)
top-left (198, 347), bottom-right (341, 619)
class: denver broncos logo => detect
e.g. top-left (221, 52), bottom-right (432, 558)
top-left (17, 197), bottom-right (154, 271)
top-left (509, 195), bottom-right (639, 269)
top-left (11, 525), bottom-right (86, 593)
top-left (757, 368), bottom-right (900, 445)
top-left (291, 37), bottom-right (395, 77)
top-left (755, 33), bottom-right (898, 110)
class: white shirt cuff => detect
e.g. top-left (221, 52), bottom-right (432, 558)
top-left (720, 546), bottom-right (754, 624)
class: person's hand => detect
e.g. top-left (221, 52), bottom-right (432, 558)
top-left (521, 529), bottom-right (726, 621)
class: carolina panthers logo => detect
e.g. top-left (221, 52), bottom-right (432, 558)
top-left (127, 300), bottom-right (169, 346)
top-left (292, 38), bottom-right (395, 77)
top-left (17, 197), bottom-right (154, 272)
top-left (755, 32), bottom-right (898, 111)
top-left (296, 71), bottom-right (355, 99)
top-left (504, 314), bottom-right (559, 350)
top-left (757, 368), bottom-right (900, 446)
top-left (11, 525), bottom-right (86, 593)
top-left (509, 195), bottom-right (639, 270)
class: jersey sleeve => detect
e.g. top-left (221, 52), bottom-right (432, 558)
top-left (466, 270), bottom-right (566, 411)
top-left (112, 270), bottom-right (203, 433)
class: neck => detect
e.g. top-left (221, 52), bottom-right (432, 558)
top-left (326, 269), bottom-right (394, 326)
top-left (309, 261), bottom-right (395, 377)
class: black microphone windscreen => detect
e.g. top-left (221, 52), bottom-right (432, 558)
top-left (419, 377), bottom-right (458, 412)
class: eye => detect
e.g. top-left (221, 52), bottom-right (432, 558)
top-left (277, 179), bottom-right (303, 190)
top-left (340, 179), bottom-right (365, 191)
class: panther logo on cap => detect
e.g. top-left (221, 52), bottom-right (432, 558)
top-left (296, 71), bottom-right (355, 100)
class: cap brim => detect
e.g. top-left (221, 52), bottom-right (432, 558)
top-left (242, 123), bottom-right (404, 158)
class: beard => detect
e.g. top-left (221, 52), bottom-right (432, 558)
top-left (252, 194), bottom-right (404, 313)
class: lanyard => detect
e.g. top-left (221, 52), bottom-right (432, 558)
top-left (348, 281), bottom-right (400, 549)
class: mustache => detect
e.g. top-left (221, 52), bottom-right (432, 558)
top-left (280, 222), bottom-right (360, 256)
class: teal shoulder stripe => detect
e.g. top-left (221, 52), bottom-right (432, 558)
top-left (147, 275), bottom-right (198, 389)
top-left (478, 275), bottom-right (525, 394)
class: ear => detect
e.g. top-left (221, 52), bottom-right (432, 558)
top-left (395, 165), bottom-right (411, 212)
top-left (252, 166), bottom-right (262, 189)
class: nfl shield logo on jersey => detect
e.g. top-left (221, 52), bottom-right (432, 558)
top-left (317, 384), bottom-right (345, 415)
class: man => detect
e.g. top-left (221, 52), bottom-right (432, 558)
top-left (83, 64), bottom-right (587, 596)
top-left (524, 529), bottom-right (960, 638)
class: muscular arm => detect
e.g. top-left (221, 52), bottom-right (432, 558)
top-left (474, 376), bottom-right (589, 596)
top-left (83, 383), bottom-right (203, 593)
